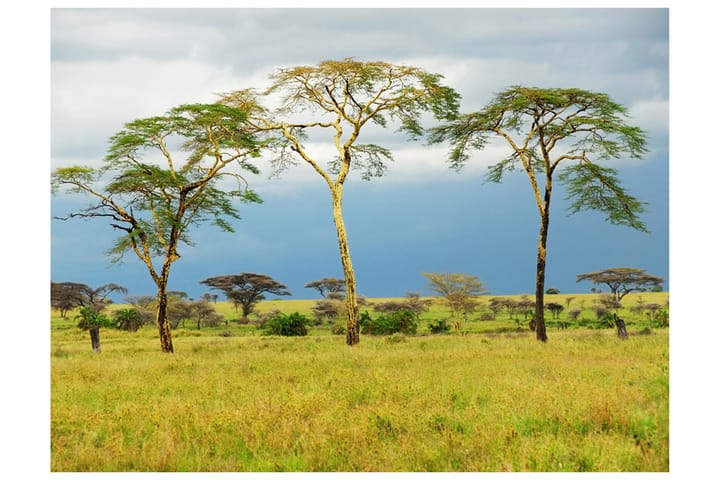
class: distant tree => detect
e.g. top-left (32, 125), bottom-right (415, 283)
top-left (487, 297), bottom-right (506, 320)
top-left (51, 281), bottom-right (127, 317)
top-left (546, 288), bottom-right (560, 295)
top-left (567, 308), bottom-right (582, 322)
top-left (373, 292), bottom-right (432, 322)
top-left (52, 103), bottom-right (263, 353)
top-left (597, 294), bottom-right (622, 311)
top-left (488, 297), bottom-right (521, 322)
top-left (201, 292), bottom-right (219, 304)
top-left (305, 278), bottom-right (346, 298)
top-left (517, 296), bottom-right (536, 322)
top-left (124, 295), bottom-right (157, 325)
top-left (189, 300), bottom-right (224, 329)
top-left (423, 272), bottom-right (489, 330)
top-left (312, 298), bottom-right (345, 323)
top-left (401, 292), bottom-right (433, 321)
top-left (431, 86), bottom-right (649, 342)
top-left (51, 282), bottom-right (85, 318)
top-left (545, 302), bottom-right (564, 319)
top-left (200, 273), bottom-right (291, 322)
top-left (576, 267), bottom-right (664, 303)
top-left (220, 59), bottom-right (460, 345)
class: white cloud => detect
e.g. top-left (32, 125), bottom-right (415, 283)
top-left (51, 57), bottom-right (274, 160)
top-left (628, 97), bottom-right (669, 137)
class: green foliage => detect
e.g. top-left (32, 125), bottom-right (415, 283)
top-left (76, 307), bottom-right (114, 330)
top-left (430, 86), bottom-right (649, 230)
top-left (546, 288), bottom-right (560, 294)
top-left (262, 312), bottom-right (310, 337)
top-left (428, 318), bottom-right (452, 334)
top-left (559, 163), bottom-right (648, 232)
top-left (113, 308), bottom-right (144, 332)
top-left (360, 310), bottom-right (418, 335)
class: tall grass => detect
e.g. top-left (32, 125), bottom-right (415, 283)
top-left (51, 310), bottom-right (669, 471)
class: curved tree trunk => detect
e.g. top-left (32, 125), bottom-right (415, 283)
top-left (331, 186), bottom-right (360, 346)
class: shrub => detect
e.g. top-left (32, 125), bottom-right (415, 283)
top-left (262, 312), bottom-right (310, 337)
top-left (428, 318), bottom-right (452, 334)
top-left (330, 320), bottom-right (346, 335)
top-left (360, 310), bottom-right (417, 335)
top-left (113, 308), bottom-right (144, 332)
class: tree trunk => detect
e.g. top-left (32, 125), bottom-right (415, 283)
top-left (331, 186), bottom-right (360, 346)
top-left (89, 326), bottom-right (101, 354)
top-left (533, 189), bottom-right (552, 343)
top-left (156, 289), bottom-right (174, 353)
top-left (613, 313), bottom-right (628, 340)
top-left (241, 304), bottom-right (251, 324)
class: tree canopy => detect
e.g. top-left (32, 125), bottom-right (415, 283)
top-left (51, 103), bottom-right (263, 352)
top-left (577, 267), bottom-right (664, 302)
top-left (305, 277), bottom-right (346, 298)
top-left (51, 281), bottom-right (127, 317)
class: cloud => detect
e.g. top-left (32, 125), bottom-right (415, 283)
top-left (51, 56), bottom-right (276, 160)
top-left (48, 7), bottom-right (669, 299)
top-left (628, 97), bottom-right (669, 138)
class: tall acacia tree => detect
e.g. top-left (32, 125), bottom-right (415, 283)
top-left (52, 104), bottom-right (263, 353)
top-left (430, 86), bottom-right (648, 342)
top-left (220, 58), bottom-right (460, 345)
top-left (577, 267), bottom-right (664, 302)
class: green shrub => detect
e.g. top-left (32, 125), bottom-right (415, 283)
top-left (262, 312), bottom-right (310, 337)
top-left (428, 318), bottom-right (452, 334)
top-left (360, 310), bottom-right (417, 335)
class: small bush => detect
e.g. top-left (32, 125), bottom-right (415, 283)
top-left (360, 310), bottom-right (417, 335)
top-left (330, 320), bottom-right (346, 335)
top-left (428, 318), bottom-right (452, 334)
top-left (262, 312), bottom-right (310, 337)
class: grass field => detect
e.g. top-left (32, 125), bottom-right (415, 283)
top-left (51, 293), bottom-right (669, 472)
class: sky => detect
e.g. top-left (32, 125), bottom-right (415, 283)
top-left (46, 6), bottom-right (672, 302)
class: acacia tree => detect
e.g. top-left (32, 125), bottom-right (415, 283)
top-left (577, 267), bottom-right (664, 302)
top-left (423, 272), bottom-right (489, 329)
top-left (51, 281), bottom-right (127, 317)
top-left (200, 273), bottom-right (292, 323)
top-left (305, 277), bottom-right (346, 298)
top-left (219, 58), bottom-right (460, 345)
top-left (52, 104), bottom-right (263, 353)
top-left (50, 281), bottom-right (127, 353)
top-left (431, 86), bottom-right (649, 342)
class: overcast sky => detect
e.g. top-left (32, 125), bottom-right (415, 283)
top-left (47, 7), bottom-right (671, 301)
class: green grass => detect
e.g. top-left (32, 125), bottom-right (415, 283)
top-left (51, 293), bottom-right (669, 472)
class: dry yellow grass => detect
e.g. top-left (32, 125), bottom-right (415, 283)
top-left (51, 310), bottom-right (669, 472)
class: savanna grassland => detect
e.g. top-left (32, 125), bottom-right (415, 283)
top-left (51, 293), bottom-right (669, 472)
